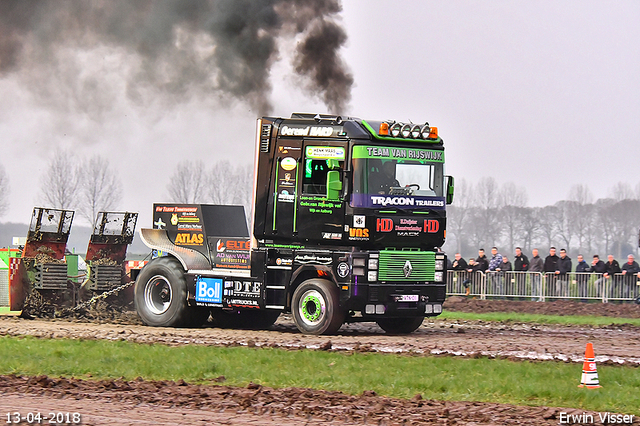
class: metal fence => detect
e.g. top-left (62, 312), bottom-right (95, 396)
top-left (446, 270), bottom-right (640, 303)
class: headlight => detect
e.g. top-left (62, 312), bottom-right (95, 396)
top-left (435, 260), bottom-right (445, 271)
top-left (411, 124), bottom-right (421, 139)
top-left (368, 258), bottom-right (378, 270)
top-left (353, 267), bottom-right (365, 276)
top-left (353, 258), bottom-right (366, 267)
top-left (420, 124), bottom-right (431, 139)
top-left (390, 123), bottom-right (401, 137)
top-left (368, 271), bottom-right (377, 282)
top-left (400, 124), bottom-right (411, 138)
top-left (434, 271), bottom-right (444, 282)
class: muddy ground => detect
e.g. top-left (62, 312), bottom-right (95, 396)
top-left (1, 298), bottom-right (639, 425)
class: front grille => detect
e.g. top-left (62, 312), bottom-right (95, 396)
top-left (378, 251), bottom-right (435, 282)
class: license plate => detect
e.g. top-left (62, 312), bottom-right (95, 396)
top-left (398, 294), bottom-right (419, 302)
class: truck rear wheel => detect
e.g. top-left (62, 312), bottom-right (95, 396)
top-left (376, 317), bottom-right (424, 334)
top-left (134, 256), bottom-right (190, 327)
top-left (292, 279), bottom-right (344, 335)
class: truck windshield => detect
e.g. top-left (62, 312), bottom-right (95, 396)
top-left (351, 146), bottom-right (444, 197)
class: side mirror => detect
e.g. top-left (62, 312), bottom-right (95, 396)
top-left (326, 170), bottom-right (342, 201)
top-left (445, 175), bottom-right (455, 205)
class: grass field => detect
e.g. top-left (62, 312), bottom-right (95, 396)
top-left (0, 336), bottom-right (638, 415)
top-left (437, 311), bottom-right (640, 327)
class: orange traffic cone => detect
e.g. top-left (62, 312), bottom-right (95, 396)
top-left (578, 342), bottom-right (601, 389)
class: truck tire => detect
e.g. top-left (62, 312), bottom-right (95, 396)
top-left (211, 309), bottom-right (280, 329)
top-left (376, 317), bottom-right (424, 334)
top-left (134, 256), bottom-right (190, 327)
top-left (292, 279), bottom-right (344, 335)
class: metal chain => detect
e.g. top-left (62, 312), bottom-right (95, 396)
top-left (67, 280), bottom-right (135, 313)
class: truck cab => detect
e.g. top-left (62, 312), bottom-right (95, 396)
top-left (135, 113), bottom-right (454, 334)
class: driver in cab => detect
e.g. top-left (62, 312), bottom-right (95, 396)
top-left (373, 161), bottom-right (400, 194)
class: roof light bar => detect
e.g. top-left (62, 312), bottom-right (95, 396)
top-left (376, 121), bottom-right (438, 140)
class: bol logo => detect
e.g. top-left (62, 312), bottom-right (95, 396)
top-left (196, 278), bottom-right (222, 303)
top-left (376, 218), bottom-right (393, 232)
top-left (424, 219), bottom-right (440, 233)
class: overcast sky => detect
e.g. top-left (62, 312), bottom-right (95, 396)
top-left (1, 0), bottom-right (639, 229)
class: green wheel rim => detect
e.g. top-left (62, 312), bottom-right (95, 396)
top-left (299, 289), bottom-right (327, 326)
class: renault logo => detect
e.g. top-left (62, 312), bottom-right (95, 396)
top-left (403, 260), bottom-right (413, 278)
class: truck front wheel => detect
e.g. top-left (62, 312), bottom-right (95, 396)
top-left (376, 317), bottom-right (424, 334)
top-left (292, 279), bottom-right (344, 335)
top-left (134, 256), bottom-right (190, 327)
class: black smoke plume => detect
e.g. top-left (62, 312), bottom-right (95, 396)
top-left (0, 0), bottom-right (353, 115)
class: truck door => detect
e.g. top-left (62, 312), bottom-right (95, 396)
top-left (267, 140), bottom-right (302, 240)
top-left (297, 142), bottom-right (347, 243)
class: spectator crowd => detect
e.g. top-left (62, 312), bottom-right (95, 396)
top-left (450, 247), bottom-right (640, 300)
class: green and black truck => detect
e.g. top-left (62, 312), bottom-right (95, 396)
top-left (136, 113), bottom-right (454, 334)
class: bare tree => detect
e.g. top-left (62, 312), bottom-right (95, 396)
top-left (40, 149), bottom-right (79, 210)
top-left (446, 178), bottom-right (473, 254)
top-left (567, 184), bottom-right (594, 253)
top-left (77, 155), bottom-right (123, 224)
top-left (0, 164), bottom-right (9, 217)
top-left (519, 207), bottom-right (540, 252)
top-left (498, 182), bottom-right (528, 254)
top-left (609, 181), bottom-right (634, 202)
top-left (537, 205), bottom-right (559, 249)
top-left (167, 160), bottom-right (207, 204)
top-left (207, 160), bottom-right (236, 205)
top-left (207, 161), bottom-right (253, 225)
top-left (471, 177), bottom-right (502, 247)
top-left (554, 200), bottom-right (574, 252)
top-left (595, 198), bottom-right (615, 255)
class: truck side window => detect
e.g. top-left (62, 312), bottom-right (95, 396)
top-left (303, 159), bottom-right (329, 195)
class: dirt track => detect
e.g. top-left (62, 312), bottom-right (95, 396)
top-left (1, 298), bottom-right (639, 425)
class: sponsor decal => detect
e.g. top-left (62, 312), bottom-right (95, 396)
top-left (351, 194), bottom-right (446, 210)
top-left (196, 278), bottom-right (223, 304)
top-left (295, 254), bottom-right (332, 265)
top-left (371, 196), bottom-right (414, 206)
top-left (353, 215), bottom-right (366, 228)
top-left (275, 258), bottom-right (293, 266)
top-left (171, 213), bottom-right (179, 226)
top-left (229, 299), bottom-right (259, 307)
top-left (376, 218), bottom-right (393, 232)
top-left (305, 146), bottom-right (345, 159)
top-left (336, 262), bottom-right (350, 278)
top-left (322, 232), bottom-right (342, 240)
top-left (366, 147), bottom-right (443, 160)
top-left (174, 233), bottom-right (204, 245)
top-left (155, 206), bottom-right (199, 213)
top-left (299, 195), bottom-right (342, 214)
top-left (177, 223), bottom-right (202, 231)
top-left (224, 240), bottom-right (251, 250)
top-left (424, 219), bottom-right (440, 233)
top-left (348, 228), bottom-right (370, 240)
top-left (395, 218), bottom-right (421, 232)
top-left (352, 146), bottom-right (444, 162)
top-left (277, 189), bottom-right (295, 203)
top-left (154, 218), bottom-right (166, 229)
top-left (281, 126), bottom-right (335, 137)
top-left (233, 281), bottom-right (261, 297)
top-left (281, 157), bottom-right (297, 171)
top-left (213, 239), bottom-right (251, 269)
